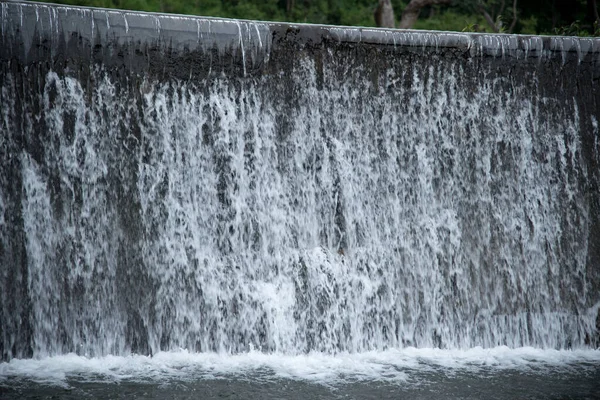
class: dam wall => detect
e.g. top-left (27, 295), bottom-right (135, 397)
top-left (1, 1), bottom-right (600, 361)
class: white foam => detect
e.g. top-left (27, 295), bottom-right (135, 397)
top-left (1, 347), bottom-right (599, 387)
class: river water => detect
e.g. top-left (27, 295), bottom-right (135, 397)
top-left (2, 348), bottom-right (600, 399)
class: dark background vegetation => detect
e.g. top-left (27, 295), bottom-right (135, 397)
top-left (39, 0), bottom-right (600, 35)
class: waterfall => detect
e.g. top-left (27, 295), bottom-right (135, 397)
top-left (1, 1), bottom-right (600, 362)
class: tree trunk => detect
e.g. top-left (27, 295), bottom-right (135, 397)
top-left (374, 0), bottom-right (395, 28)
top-left (286, 0), bottom-right (295, 15)
top-left (480, 0), bottom-right (518, 34)
top-left (399, 0), bottom-right (451, 29)
top-left (508, 0), bottom-right (518, 33)
top-left (479, 6), bottom-right (499, 32)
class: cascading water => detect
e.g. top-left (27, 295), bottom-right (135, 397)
top-left (1, 1), bottom-right (600, 379)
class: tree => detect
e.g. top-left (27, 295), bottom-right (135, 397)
top-left (374, 0), bottom-right (395, 28)
top-left (478, 0), bottom-right (519, 33)
top-left (399, 0), bottom-right (452, 29)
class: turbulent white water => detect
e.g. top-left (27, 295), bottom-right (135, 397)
top-left (2, 348), bottom-right (600, 387)
top-left (1, 55), bottom-right (597, 359)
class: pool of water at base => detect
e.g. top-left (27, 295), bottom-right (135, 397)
top-left (1, 349), bottom-right (600, 399)
top-left (2, 368), bottom-right (600, 399)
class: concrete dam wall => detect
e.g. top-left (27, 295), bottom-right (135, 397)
top-left (1, 1), bottom-right (600, 361)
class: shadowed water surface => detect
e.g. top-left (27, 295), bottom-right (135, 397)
top-left (1, 350), bottom-right (600, 399)
top-left (2, 368), bottom-right (600, 399)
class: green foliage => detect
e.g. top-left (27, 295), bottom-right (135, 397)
top-left (517, 0), bottom-right (598, 36)
top-left (554, 20), bottom-right (600, 37)
top-left (413, 10), bottom-right (487, 33)
top-left (519, 15), bottom-right (537, 35)
top-left (223, 0), bottom-right (285, 21)
top-left (338, 5), bottom-right (376, 27)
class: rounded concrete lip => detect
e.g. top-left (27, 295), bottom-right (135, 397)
top-left (2, 0), bottom-right (600, 62)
